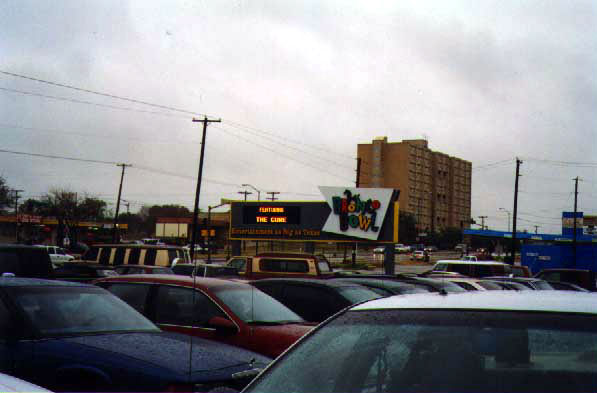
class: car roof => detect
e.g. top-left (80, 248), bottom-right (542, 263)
top-left (334, 278), bottom-right (418, 288)
top-left (251, 277), bottom-right (365, 288)
top-left (255, 252), bottom-right (317, 259)
top-left (0, 277), bottom-right (93, 287)
top-left (114, 264), bottom-right (170, 269)
top-left (97, 274), bottom-right (251, 290)
top-left (91, 244), bottom-right (184, 249)
top-left (352, 291), bottom-right (597, 314)
top-left (59, 263), bottom-right (116, 269)
top-left (435, 260), bottom-right (508, 266)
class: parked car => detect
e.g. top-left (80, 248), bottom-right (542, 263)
top-left (0, 278), bottom-right (270, 392)
top-left (172, 263), bottom-right (239, 277)
top-left (233, 253), bottom-right (334, 280)
top-left (244, 291), bottom-right (597, 393)
top-left (411, 250), bottom-right (429, 262)
top-left (0, 245), bottom-right (53, 279)
top-left (454, 243), bottom-right (466, 251)
top-left (511, 265), bottom-right (532, 277)
top-left (372, 246), bottom-right (385, 254)
top-left (395, 276), bottom-right (468, 294)
top-left (432, 260), bottom-right (512, 278)
top-left (52, 262), bottom-right (119, 283)
top-left (331, 277), bottom-right (430, 296)
top-left (251, 278), bottom-right (381, 323)
top-left (424, 245), bottom-right (438, 252)
top-left (0, 372), bottom-right (50, 392)
top-left (395, 244), bottom-right (411, 253)
top-left (35, 245), bottom-right (75, 266)
top-left (547, 281), bottom-right (590, 292)
top-left (534, 268), bottom-right (596, 291)
top-left (81, 244), bottom-right (189, 267)
top-left (461, 255), bottom-right (478, 262)
top-left (113, 264), bottom-right (174, 275)
top-left (442, 277), bottom-right (505, 291)
top-left (487, 276), bottom-right (555, 290)
top-left (95, 275), bottom-right (312, 358)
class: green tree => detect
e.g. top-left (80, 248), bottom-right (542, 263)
top-left (0, 176), bottom-right (13, 213)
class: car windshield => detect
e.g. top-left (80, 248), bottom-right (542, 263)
top-left (533, 280), bottom-right (555, 290)
top-left (214, 287), bottom-right (304, 324)
top-left (247, 309), bottom-right (597, 393)
top-left (9, 286), bottom-right (159, 337)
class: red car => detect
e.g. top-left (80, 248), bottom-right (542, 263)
top-left (95, 274), bottom-right (312, 358)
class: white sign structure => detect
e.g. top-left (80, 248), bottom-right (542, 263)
top-left (319, 186), bottom-right (395, 241)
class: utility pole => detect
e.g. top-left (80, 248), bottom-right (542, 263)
top-left (510, 158), bottom-right (522, 264)
top-left (12, 189), bottom-right (23, 243)
top-left (355, 157), bottom-right (361, 187)
top-left (573, 176), bottom-right (579, 266)
top-left (238, 191), bottom-right (252, 201)
top-left (266, 192), bottom-right (280, 201)
top-left (478, 216), bottom-right (488, 230)
top-left (189, 116), bottom-right (221, 263)
top-left (534, 225), bottom-right (539, 234)
top-left (112, 163), bottom-right (131, 243)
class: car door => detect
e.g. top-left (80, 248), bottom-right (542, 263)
top-left (151, 285), bottom-right (235, 344)
top-left (0, 295), bottom-right (15, 371)
top-left (0, 293), bottom-right (34, 376)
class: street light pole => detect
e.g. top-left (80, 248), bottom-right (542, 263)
top-left (206, 202), bottom-right (228, 264)
top-left (499, 208), bottom-right (511, 232)
top-left (242, 184), bottom-right (262, 255)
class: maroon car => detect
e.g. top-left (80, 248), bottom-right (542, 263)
top-left (94, 275), bottom-right (312, 358)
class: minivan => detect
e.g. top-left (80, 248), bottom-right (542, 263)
top-left (432, 260), bottom-right (512, 278)
top-left (81, 244), bottom-right (189, 267)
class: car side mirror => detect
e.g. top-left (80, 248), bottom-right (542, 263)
top-left (208, 316), bottom-right (238, 335)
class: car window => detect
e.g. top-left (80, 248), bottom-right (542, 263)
top-left (337, 287), bottom-right (382, 303)
top-left (114, 267), bottom-right (127, 275)
top-left (104, 283), bottom-right (151, 313)
top-left (10, 286), bottom-right (158, 336)
top-left (113, 248), bottom-right (126, 264)
top-left (167, 249), bottom-right (178, 264)
top-left (153, 268), bottom-right (174, 274)
top-left (82, 247), bottom-right (99, 261)
top-left (144, 249), bottom-right (157, 266)
top-left (127, 267), bottom-right (145, 274)
top-left (155, 285), bottom-right (226, 327)
top-left (0, 251), bottom-right (19, 275)
top-left (128, 248), bottom-right (141, 264)
top-left (260, 258), bottom-right (309, 273)
top-left (317, 261), bottom-right (332, 273)
top-left (215, 287), bottom-right (303, 323)
top-left (172, 265), bottom-right (194, 276)
top-left (282, 284), bottom-right (336, 322)
top-left (447, 264), bottom-right (471, 276)
top-left (98, 248), bottom-right (111, 265)
top-left (228, 258), bottom-right (247, 272)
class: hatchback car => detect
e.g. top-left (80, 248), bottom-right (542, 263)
top-left (244, 291), bottom-right (597, 393)
top-left (251, 278), bottom-right (381, 323)
top-left (95, 275), bottom-right (312, 358)
top-left (0, 278), bottom-right (270, 392)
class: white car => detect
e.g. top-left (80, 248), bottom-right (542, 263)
top-left (244, 291), bottom-right (597, 393)
top-left (35, 245), bottom-right (75, 266)
top-left (394, 244), bottom-right (411, 253)
top-left (0, 373), bottom-right (50, 392)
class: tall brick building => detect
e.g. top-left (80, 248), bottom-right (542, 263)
top-left (357, 137), bottom-right (471, 233)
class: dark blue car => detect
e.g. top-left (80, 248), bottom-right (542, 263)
top-left (0, 278), bottom-right (271, 392)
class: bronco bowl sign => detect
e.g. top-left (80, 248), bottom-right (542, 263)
top-left (320, 186), bottom-right (395, 241)
top-left (229, 187), bottom-right (399, 242)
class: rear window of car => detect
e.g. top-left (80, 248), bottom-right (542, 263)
top-left (260, 258), bottom-right (309, 273)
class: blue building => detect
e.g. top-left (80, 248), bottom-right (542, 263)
top-left (463, 212), bottom-right (597, 274)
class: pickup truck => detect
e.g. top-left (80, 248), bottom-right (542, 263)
top-left (226, 252), bottom-right (334, 280)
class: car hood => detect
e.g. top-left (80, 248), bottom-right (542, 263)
top-left (50, 331), bottom-right (271, 376)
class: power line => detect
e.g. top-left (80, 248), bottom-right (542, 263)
top-left (0, 148), bottom-right (118, 165)
top-left (214, 125), bottom-right (354, 182)
top-left (0, 70), bottom-right (213, 118)
top-left (0, 86), bottom-right (188, 119)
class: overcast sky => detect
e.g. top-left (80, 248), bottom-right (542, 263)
top-left (1, 0), bottom-right (595, 234)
